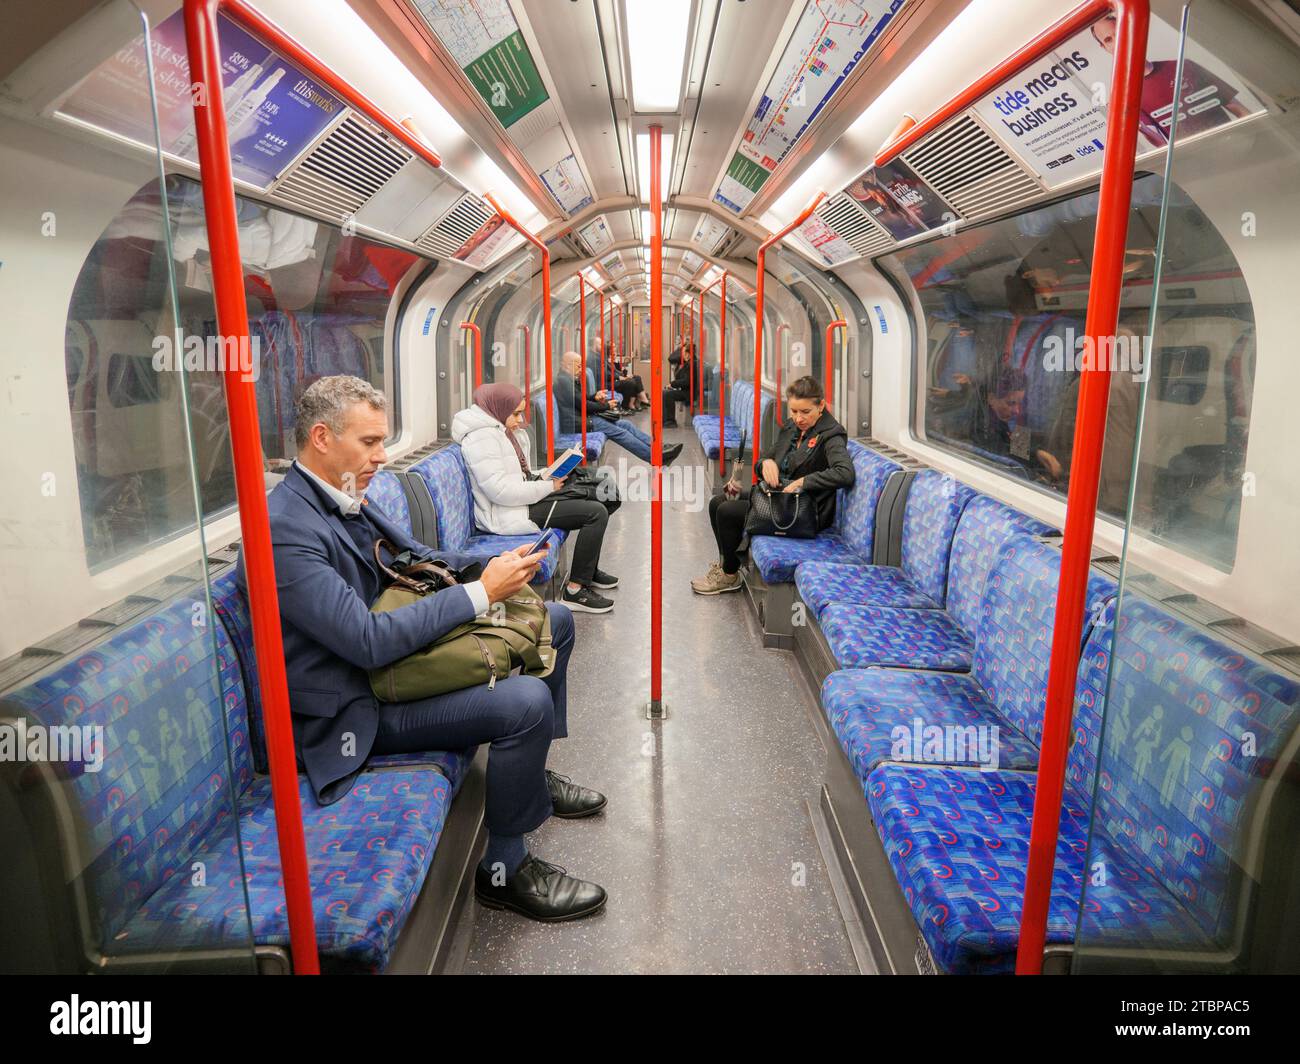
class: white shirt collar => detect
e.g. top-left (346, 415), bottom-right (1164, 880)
top-left (295, 460), bottom-right (362, 517)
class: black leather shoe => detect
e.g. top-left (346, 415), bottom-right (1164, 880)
top-left (475, 855), bottom-right (607, 922)
top-left (546, 769), bottom-right (607, 818)
top-left (662, 442), bottom-right (684, 467)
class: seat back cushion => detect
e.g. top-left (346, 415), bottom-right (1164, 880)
top-left (409, 446), bottom-right (473, 552)
top-left (837, 441), bottom-right (903, 560)
top-left (4, 590), bottom-right (254, 946)
top-left (365, 471), bottom-right (412, 537)
top-left (972, 535), bottom-right (1117, 747)
top-left (946, 495), bottom-right (1056, 638)
top-left (1087, 596), bottom-right (1300, 944)
top-left (898, 470), bottom-right (977, 606)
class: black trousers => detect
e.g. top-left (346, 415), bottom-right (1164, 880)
top-left (612, 377), bottom-right (642, 408)
top-left (663, 387), bottom-right (691, 425)
top-left (373, 603), bottom-right (575, 836)
top-left (708, 488), bottom-right (751, 574)
top-left (528, 496), bottom-right (608, 585)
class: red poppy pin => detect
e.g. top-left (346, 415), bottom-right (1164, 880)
top-left (807, 435), bottom-right (819, 448)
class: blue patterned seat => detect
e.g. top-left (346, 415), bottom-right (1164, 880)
top-left (364, 471), bottom-right (412, 536)
top-left (822, 668), bottom-right (1043, 779)
top-left (812, 495), bottom-right (1059, 672)
top-left (694, 377), bottom-right (754, 458)
top-left (209, 570), bottom-right (475, 783)
top-left (749, 440), bottom-right (901, 583)
top-left (821, 603), bottom-right (974, 670)
top-left (115, 769), bottom-right (453, 973)
top-left (820, 536), bottom-right (1117, 777)
top-left (866, 594), bottom-right (1300, 972)
top-left (795, 469), bottom-right (977, 617)
top-left (4, 586), bottom-right (458, 972)
top-left (406, 445), bottom-right (565, 584)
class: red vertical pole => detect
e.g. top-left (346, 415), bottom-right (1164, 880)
top-left (825, 319), bottom-right (846, 407)
top-left (719, 275), bottom-right (727, 477)
top-left (752, 192), bottom-right (825, 483)
top-left (519, 323), bottom-right (530, 423)
top-left (775, 322), bottom-right (789, 426)
top-left (182, 0), bottom-right (319, 975)
top-left (1015, 0), bottom-right (1149, 975)
top-left (599, 290), bottom-right (606, 393)
top-left (461, 322), bottom-right (482, 389)
top-left (696, 293), bottom-right (704, 414)
top-left (542, 251), bottom-right (554, 464)
top-left (648, 125), bottom-right (665, 717)
top-left (579, 279), bottom-right (587, 464)
top-left (688, 301), bottom-right (695, 413)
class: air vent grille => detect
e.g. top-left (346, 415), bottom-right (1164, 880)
top-left (273, 113), bottom-right (412, 220)
top-left (901, 115), bottom-right (1040, 221)
top-left (818, 194), bottom-right (895, 258)
top-left (416, 194), bottom-right (495, 259)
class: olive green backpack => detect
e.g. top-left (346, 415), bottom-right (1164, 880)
top-left (367, 541), bottom-right (555, 701)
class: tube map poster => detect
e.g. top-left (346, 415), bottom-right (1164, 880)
top-left (715, 0), bottom-right (908, 214)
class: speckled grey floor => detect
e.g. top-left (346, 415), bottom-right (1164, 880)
top-left (463, 414), bottom-right (857, 974)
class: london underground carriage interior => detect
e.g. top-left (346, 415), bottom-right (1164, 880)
top-left (1, 0), bottom-right (1299, 978)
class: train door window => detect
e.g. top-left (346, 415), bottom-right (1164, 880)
top-left (881, 171), bottom-right (1255, 569)
top-left (65, 174), bottom-right (424, 570)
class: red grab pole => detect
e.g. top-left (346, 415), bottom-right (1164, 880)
top-left (688, 301), bottom-right (695, 413)
top-left (182, 0), bottom-right (320, 975)
top-left (485, 193), bottom-right (553, 462)
top-left (1014, 0), bottom-right (1149, 975)
top-left (461, 322), bottom-right (483, 389)
top-left (519, 324), bottom-right (530, 423)
top-left (578, 279), bottom-right (588, 464)
top-left (752, 191), bottom-right (826, 483)
top-left (599, 289), bottom-right (606, 393)
top-left (701, 274), bottom-right (728, 476)
top-left (648, 125), bottom-right (665, 718)
top-left (775, 322), bottom-right (790, 425)
top-left (825, 319), bottom-right (847, 407)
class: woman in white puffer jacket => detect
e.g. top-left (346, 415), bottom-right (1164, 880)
top-left (451, 383), bottom-right (618, 613)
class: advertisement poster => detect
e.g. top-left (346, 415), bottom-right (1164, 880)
top-left (972, 13), bottom-right (1266, 189)
top-left (714, 0), bottom-right (907, 213)
top-left (455, 213), bottom-right (516, 269)
top-left (846, 158), bottom-right (952, 240)
top-left (796, 213), bottom-right (857, 266)
top-left (411, 0), bottom-right (549, 129)
top-left (577, 216), bottom-right (614, 256)
top-left (540, 152), bottom-right (594, 215)
top-left (59, 9), bottom-right (344, 190)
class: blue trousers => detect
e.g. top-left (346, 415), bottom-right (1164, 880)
top-left (372, 602), bottom-right (575, 836)
top-left (594, 414), bottom-right (653, 461)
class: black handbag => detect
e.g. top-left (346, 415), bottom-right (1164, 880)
top-left (743, 482), bottom-right (819, 539)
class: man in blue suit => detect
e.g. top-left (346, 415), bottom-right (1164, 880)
top-left (241, 375), bottom-right (606, 921)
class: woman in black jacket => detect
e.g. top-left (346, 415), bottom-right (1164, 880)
top-left (691, 375), bottom-right (855, 594)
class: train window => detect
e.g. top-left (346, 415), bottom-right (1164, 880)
top-left (65, 174), bottom-right (424, 570)
top-left (882, 172), bottom-right (1255, 569)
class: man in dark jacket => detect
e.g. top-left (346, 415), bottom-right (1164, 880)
top-left (240, 374), bottom-right (607, 921)
top-left (692, 375), bottom-right (855, 594)
top-left (555, 350), bottom-right (681, 464)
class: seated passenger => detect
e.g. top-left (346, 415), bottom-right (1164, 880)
top-left (554, 350), bottom-right (683, 465)
top-left (601, 339), bottom-right (647, 411)
top-left (250, 375), bottom-right (607, 921)
top-left (691, 375), bottom-right (856, 594)
top-left (453, 382), bottom-right (619, 615)
top-left (662, 341), bottom-right (696, 427)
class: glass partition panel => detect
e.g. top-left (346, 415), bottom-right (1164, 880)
top-left (1071, 0), bottom-right (1300, 974)
top-left (0, 1), bottom-right (257, 973)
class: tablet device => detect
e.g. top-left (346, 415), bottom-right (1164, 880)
top-left (544, 447), bottom-right (584, 480)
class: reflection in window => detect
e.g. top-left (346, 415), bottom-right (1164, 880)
top-left (65, 175), bottom-right (423, 569)
top-left (882, 173), bottom-right (1255, 569)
